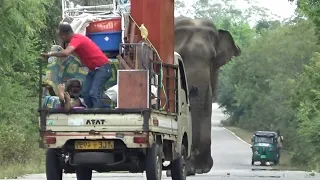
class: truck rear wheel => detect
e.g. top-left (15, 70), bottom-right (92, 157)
top-left (46, 149), bottom-right (62, 180)
top-left (171, 144), bottom-right (187, 180)
top-left (146, 143), bottom-right (163, 180)
top-left (76, 167), bottom-right (92, 180)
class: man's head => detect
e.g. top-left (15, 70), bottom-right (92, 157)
top-left (277, 130), bottom-right (281, 136)
top-left (66, 79), bottom-right (82, 97)
top-left (58, 23), bottom-right (74, 42)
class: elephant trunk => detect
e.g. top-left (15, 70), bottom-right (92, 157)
top-left (211, 68), bottom-right (219, 102)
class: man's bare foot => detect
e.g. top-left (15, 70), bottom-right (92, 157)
top-left (57, 84), bottom-right (65, 102)
top-left (64, 92), bottom-right (71, 111)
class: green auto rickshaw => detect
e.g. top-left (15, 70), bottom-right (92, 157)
top-left (251, 131), bottom-right (279, 166)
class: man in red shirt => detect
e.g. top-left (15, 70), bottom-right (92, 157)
top-left (41, 23), bottom-right (111, 108)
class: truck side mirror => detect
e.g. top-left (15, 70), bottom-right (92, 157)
top-left (189, 85), bottom-right (198, 97)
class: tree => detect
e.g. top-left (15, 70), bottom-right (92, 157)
top-left (290, 0), bottom-right (320, 42)
top-left (255, 20), bottom-right (281, 34)
top-left (0, 0), bottom-right (61, 175)
top-left (191, 0), bottom-right (270, 48)
top-left (192, 0), bottom-right (275, 24)
top-left (217, 18), bottom-right (320, 168)
top-left (289, 52), bottom-right (320, 170)
top-left (174, 0), bottom-right (193, 17)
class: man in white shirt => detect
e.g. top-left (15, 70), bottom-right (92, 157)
top-left (276, 130), bottom-right (284, 161)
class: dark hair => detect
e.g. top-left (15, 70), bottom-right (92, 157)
top-left (66, 79), bottom-right (81, 92)
top-left (58, 23), bottom-right (74, 35)
top-left (277, 130), bottom-right (281, 135)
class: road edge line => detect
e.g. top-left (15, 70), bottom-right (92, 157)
top-left (222, 126), bottom-right (274, 167)
top-left (222, 126), bottom-right (251, 147)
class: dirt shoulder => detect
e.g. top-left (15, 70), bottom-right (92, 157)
top-left (0, 151), bottom-right (45, 179)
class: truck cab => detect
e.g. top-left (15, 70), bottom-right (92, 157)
top-left (39, 42), bottom-right (192, 180)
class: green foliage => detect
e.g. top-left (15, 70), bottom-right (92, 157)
top-left (0, 77), bottom-right (39, 164)
top-left (217, 18), bottom-right (320, 169)
top-left (194, 0), bottom-right (259, 48)
top-left (193, 0), bottom-right (274, 24)
top-left (293, 0), bottom-right (320, 43)
top-left (255, 20), bottom-right (281, 34)
top-left (174, 0), bottom-right (191, 16)
top-left (0, 0), bottom-right (61, 174)
top-left (289, 52), bottom-right (320, 170)
top-left (0, 0), bottom-right (46, 72)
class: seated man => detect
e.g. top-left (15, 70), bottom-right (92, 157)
top-left (57, 79), bottom-right (87, 111)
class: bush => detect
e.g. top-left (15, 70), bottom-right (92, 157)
top-left (0, 1), bottom-right (61, 172)
top-left (289, 52), bottom-right (320, 171)
top-left (0, 77), bottom-right (39, 165)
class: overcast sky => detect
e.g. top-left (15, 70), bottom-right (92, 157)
top-left (181, 0), bottom-right (297, 21)
top-left (240, 0), bottom-right (296, 19)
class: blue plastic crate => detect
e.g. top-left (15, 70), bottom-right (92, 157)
top-left (87, 31), bottom-right (122, 52)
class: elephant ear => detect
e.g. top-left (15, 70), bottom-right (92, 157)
top-left (215, 30), bottom-right (241, 69)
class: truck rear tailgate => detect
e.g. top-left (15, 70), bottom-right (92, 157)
top-left (44, 113), bottom-right (144, 132)
top-left (39, 109), bottom-right (178, 149)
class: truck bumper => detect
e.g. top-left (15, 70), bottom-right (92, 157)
top-left (40, 131), bottom-right (152, 149)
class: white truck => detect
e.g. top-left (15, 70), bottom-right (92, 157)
top-left (38, 42), bottom-right (193, 180)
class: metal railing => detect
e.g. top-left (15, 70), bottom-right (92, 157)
top-left (62, 0), bottom-right (130, 19)
top-left (119, 43), bottom-right (179, 113)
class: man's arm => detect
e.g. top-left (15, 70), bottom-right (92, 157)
top-left (41, 46), bottom-right (75, 58)
top-left (59, 99), bottom-right (66, 108)
top-left (41, 36), bottom-right (80, 59)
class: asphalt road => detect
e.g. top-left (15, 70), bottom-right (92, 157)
top-left (4, 103), bottom-right (319, 180)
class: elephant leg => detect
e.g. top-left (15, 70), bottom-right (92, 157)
top-left (194, 145), bottom-right (213, 174)
top-left (193, 119), bottom-right (213, 174)
top-left (187, 100), bottom-right (202, 176)
top-left (185, 149), bottom-right (197, 176)
top-left (194, 88), bottom-right (213, 174)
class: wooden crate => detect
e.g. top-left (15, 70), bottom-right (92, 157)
top-left (117, 70), bottom-right (149, 109)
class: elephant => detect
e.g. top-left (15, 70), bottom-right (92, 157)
top-left (173, 17), bottom-right (241, 175)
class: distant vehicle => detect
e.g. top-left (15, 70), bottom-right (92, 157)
top-left (251, 131), bottom-right (279, 166)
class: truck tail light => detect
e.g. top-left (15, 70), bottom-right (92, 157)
top-left (44, 137), bottom-right (56, 144)
top-left (133, 137), bottom-right (148, 144)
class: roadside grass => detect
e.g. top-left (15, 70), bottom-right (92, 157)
top-left (225, 126), bottom-right (300, 171)
top-left (0, 150), bottom-right (45, 179)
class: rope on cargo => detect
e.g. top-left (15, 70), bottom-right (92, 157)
top-left (128, 14), bottom-right (168, 110)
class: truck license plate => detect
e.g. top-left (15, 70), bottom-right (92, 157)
top-left (75, 141), bottom-right (114, 150)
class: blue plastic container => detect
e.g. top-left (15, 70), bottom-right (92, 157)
top-left (87, 31), bottom-right (122, 52)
